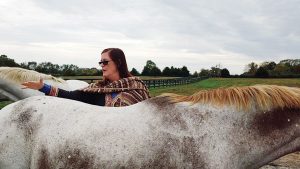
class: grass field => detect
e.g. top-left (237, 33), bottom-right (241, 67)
top-left (1, 78), bottom-right (300, 109)
top-left (0, 101), bottom-right (14, 109)
top-left (149, 77), bottom-right (300, 96)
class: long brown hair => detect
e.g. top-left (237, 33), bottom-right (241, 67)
top-left (101, 48), bottom-right (132, 78)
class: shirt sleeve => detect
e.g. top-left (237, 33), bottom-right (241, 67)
top-left (39, 84), bottom-right (105, 106)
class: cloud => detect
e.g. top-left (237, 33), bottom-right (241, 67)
top-left (1, 0), bottom-right (299, 74)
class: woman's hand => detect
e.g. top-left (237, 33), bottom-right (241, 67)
top-left (21, 78), bottom-right (44, 90)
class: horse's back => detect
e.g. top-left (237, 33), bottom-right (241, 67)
top-left (0, 96), bottom-right (156, 168)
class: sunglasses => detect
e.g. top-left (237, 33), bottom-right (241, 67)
top-left (98, 60), bottom-right (111, 66)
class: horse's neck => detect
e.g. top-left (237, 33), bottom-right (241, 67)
top-left (243, 108), bottom-right (300, 168)
top-left (147, 101), bottom-right (300, 168)
top-left (0, 79), bottom-right (43, 101)
top-left (0, 77), bottom-right (71, 102)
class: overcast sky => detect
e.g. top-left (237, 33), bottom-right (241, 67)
top-left (1, 0), bottom-right (299, 75)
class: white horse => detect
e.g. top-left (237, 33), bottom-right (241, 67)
top-left (0, 67), bottom-right (89, 101)
top-left (0, 83), bottom-right (300, 168)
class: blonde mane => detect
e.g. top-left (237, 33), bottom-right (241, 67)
top-left (162, 85), bottom-right (300, 111)
top-left (0, 67), bottom-right (65, 84)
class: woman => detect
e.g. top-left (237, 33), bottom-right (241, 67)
top-left (21, 48), bottom-right (150, 107)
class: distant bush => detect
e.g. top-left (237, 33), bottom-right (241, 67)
top-left (255, 67), bottom-right (269, 78)
top-left (220, 68), bottom-right (230, 77)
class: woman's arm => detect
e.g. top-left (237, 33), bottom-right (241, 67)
top-left (22, 79), bottom-right (105, 106)
top-left (55, 88), bottom-right (105, 106)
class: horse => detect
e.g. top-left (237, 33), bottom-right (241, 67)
top-left (0, 67), bottom-right (89, 101)
top-left (0, 84), bottom-right (300, 169)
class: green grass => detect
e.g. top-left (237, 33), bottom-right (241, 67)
top-left (0, 101), bottom-right (14, 110)
top-left (149, 78), bottom-right (300, 96)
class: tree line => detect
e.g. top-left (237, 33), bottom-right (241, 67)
top-left (0, 55), bottom-right (101, 76)
top-left (0, 55), bottom-right (192, 77)
top-left (132, 60), bottom-right (190, 77)
top-left (241, 59), bottom-right (300, 78)
top-left (190, 60), bottom-right (300, 78)
top-left (1, 54), bottom-right (299, 77)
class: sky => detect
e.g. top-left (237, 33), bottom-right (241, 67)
top-left (0, 0), bottom-right (299, 75)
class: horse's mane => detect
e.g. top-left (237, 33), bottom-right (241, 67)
top-left (0, 67), bottom-right (65, 84)
top-left (161, 85), bottom-right (300, 111)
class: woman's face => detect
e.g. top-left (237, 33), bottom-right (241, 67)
top-left (100, 52), bottom-right (120, 82)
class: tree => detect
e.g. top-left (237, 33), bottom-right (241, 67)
top-left (292, 65), bottom-right (300, 74)
top-left (141, 60), bottom-right (155, 76)
top-left (162, 67), bottom-right (171, 76)
top-left (0, 55), bottom-right (20, 67)
top-left (244, 62), bottom-right (258, 76)
top-left (60, 64), bottom-right (79, 76)
top-left (279, 59), bottom-right (300, 66)
top-left (78, 68), bottom-right (101, 76)
top-left (255, 66), bottom-right (269, 78)
top-left (261, 61), bottom-right (276, 71)
top-left (150, 67), bottom-right (162, 76)
top-left (141, 60), bottom-right (161, 76)
top-left (180, 66), bottom-right (190, 77)
top-left (273, 63), bottom-right (290, 75)
top-left (210, 66), bottom-right (221, 77)
top-left (28, 62), bottom-right (38, 70)
top-left (20, 61), bottom-right (38, 70)
top-left (199, 69), bottom-right (210, 77)
top-left (280, 59), bottom-right (300, 74)
top-left (130, 68), bottom-right (140, 76)
top-left (35, 62), bottom-right (60, 74)
top-left (20, 62), bottom-right (28, 69)
top-left (170, 66), bottom-right (180, 76)
top-left (141, 66), bottom-right (151, 76)
top-left (143, 60), bottom-right (156, 70)
top-left (192, 71), bottom-right (198, 77)
top-left (220, 68), bottom-right (230, 77)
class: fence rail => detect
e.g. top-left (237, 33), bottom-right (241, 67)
top-left (63, 77), bottom-right (208, 89)
top-left (143, 76), bottom-right (208, 88)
